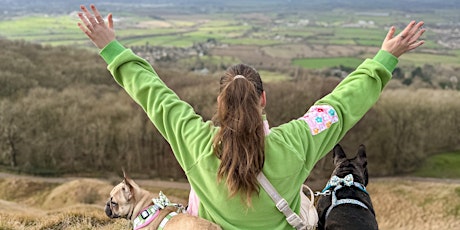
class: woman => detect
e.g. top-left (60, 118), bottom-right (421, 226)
top-left (77, 4), bottom-right (425, 229)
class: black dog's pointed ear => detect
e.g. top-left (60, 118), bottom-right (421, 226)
top-left (357, 144), bottom-right (367, 167)
top-left (333, 144), bottom-right (347, 165)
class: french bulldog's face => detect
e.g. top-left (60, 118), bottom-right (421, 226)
top-left (105, 179), bottom-right (135, 219)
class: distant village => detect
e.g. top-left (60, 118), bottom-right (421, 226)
top-left (132, 38), bottom-right (218, 65)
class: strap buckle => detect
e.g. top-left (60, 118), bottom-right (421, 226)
top-left (287, 213), bottom-right (306, 230)
top-left (275, 199), bottom-right (289, 212)
top-left (276, 199), bottom-right (306, 230)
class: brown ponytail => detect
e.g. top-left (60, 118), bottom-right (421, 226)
top-left (213, 64), bottom-right (265, 206)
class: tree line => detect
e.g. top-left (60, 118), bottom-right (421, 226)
top-left (0, 39), bottom-right (459, 179)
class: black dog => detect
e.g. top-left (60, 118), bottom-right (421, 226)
top-left (316, 144), bottom-right (378, 230)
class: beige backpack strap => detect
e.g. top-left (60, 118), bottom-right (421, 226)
top-left (257, 173), bottom-right (306, 230)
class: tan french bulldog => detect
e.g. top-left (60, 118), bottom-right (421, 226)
top-left (105, 173), bottom-right (221, 230)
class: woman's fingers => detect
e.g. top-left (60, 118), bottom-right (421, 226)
top-left (408, 40), bottom-right (425, 51)
top-left (400, 21), bottom-right (424, 42)
top-left (398, 20), bottom-right (416, 39)
top-left (385, 26), bottom-right (396, 42)
top-left (77, 4), bottom-right (115, 49)
top-left (407, 21), bottom-right (424, 40)
top-left (107, 13), bottom-right (114, 29)
top-left (77, 12), bottom-right (93, 32)
top-left (414, 22), bottom-right (425, 38)
top-left (77, 5), bottom-right (108, 36)
top-left (90, 4), bottom-right (105, 25)
top-left (80, 5), bottom-right (98, 25)
top-left (77, 22), bottom-right (91, 37)
top-left (408, 27), bottom-right (426, 44)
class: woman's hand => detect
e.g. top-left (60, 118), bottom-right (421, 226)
top-left (381, 21), bottom-right (426, 58)
top-left (77, 4), bottom-right (115, 49)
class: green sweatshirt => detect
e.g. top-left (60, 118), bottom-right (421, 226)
top-left (100, 40), bottom-right (397, 230)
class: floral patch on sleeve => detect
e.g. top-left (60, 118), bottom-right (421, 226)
top-left (299, 105), bottom-right (339, 135)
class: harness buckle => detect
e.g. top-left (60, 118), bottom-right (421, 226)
top-left (140, 210), bottom-right (150, 219)
top-left (314, 190), bottom-right (331, 196)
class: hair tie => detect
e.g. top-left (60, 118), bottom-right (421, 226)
top-left (234, 75), bottom-right (246, 80)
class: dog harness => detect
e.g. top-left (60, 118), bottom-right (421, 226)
top-left (321, 174), bottom-right (369, 219)
top-left (133, 191), bottom-right (184, 230)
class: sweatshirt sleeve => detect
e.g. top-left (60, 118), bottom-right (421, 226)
top-left (317, 50), bottom-right (397, 136)
top-left (291, 50), bottom-right (397, 170)
top-left (99, 40), bottom-right (215, 172)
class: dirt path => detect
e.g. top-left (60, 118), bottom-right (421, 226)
top-left (373, 176), bottom-right (460, 184)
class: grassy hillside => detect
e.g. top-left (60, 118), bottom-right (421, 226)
top-left (0, 38), bottom-right (459, 179)
top-left (0, 175), bottom-right (458, 229)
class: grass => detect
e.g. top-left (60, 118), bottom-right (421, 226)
top-left (258, 70), bottom-right (291, 82)
top-left (292, 57), bottom-right (364, 69)
top-left (400, 52), bottom-right (460, 66)
top-left (412, 151), bottom-right (460, 178)
top-left (0, 176), bottom-right (458, 230)
top-left (369, 179), bottom-right (460, 229)
top-left (221, 37), bottom-right (283, 46)
top-left (0, 15), bottom-right (81, 43)
top-left (123, 35), bottom-right (196, 47)
top-left (199, 25), bottom-right (251, 33)
top-left (0, 176), bottom-right (190, 230)
top-left (178, 55), bottom-right (241, 68)
top-left (269, 29), bottom-right (315, 38)
top-left (0, 209), bottom-right (119, 230)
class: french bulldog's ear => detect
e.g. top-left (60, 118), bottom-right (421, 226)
top-left (122, 168), bottom-right (135, 188)
top-left (357, 144), bottom-right (367, 168)
top-left (122, 167), bottom-right (127, 178)
top-left (121, 169), bottom-right (138, 200)
top-left (333, 144), bottom-right (347, 166)
top-left (121, 178), bottom-right (135, 200)
top-left (123, 175), bottom-right (140, 198)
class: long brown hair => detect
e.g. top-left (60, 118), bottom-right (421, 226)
top-left (213, 63), bottom-right (265, 206)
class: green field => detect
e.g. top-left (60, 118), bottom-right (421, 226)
top-left (412, 151), bottom-right (460, 179)
top-left (292, 57), bottom-right (364, 69)
top-left (0, 15), bottom-right (84, 45)
top-left (258, 70), bottom-right (291, 82)
top-left (400, 52), bottom-right (460, 66)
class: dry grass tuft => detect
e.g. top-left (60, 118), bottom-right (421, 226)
top-left (0, 178), bottom-right (58, 206)
top-left (369, 179), bottom-right (460, 230)
top-left (37, 210), bottom-right (112, 230)
top-left (42, 179), bottom-right (113, 210)
top-left (0, 212), bottom-right (38, 230)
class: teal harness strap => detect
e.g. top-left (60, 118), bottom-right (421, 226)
top-left (325, 184), bottom-right (369, 219)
